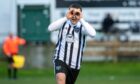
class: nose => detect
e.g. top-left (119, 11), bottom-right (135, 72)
top-left (73, 15), bottom-right (76, 19)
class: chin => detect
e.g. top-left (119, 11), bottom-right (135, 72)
top-left (71, 21), bottom-right (78, 25)
top-left (72, 22), bottom-right (77, 25)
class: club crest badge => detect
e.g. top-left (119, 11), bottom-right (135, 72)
top-left (74, 26), bottom-right (80, 32)
top-left (56, 66), bottom-right (61, 71)
top-left (66, 34), bottom-right (74, 43)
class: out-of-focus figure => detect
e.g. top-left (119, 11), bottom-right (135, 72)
top-left (102, 13), bottom-right (115, 34)
top-left (101, 13), bottom-right (119, 41)
top-left (2, 33), bottom-right (26, 79)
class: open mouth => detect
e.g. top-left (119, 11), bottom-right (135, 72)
top-left (71, 19), bottom-right (77, 23)
top-left (72, 18), bottom-right (76, 21)
top-left (71, 16), bottom-right (78, 24)
top-left (71, 17), bottom-right (77, 21)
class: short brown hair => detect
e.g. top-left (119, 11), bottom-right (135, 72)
top-left (69, 3), bottom-right (82, 12)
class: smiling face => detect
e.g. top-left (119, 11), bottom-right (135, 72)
top-left (69, 8), bottom-right (81, 25)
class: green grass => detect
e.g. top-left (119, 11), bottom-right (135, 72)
top-left (1, 61), bottom-right (140, 84)
top-left (0, 77), bottom-right (140, 84)
top-left (80, 62), bottom-right (140, 76)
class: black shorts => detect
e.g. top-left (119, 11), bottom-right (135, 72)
top-left (54, 59), bottom-right (80, 84)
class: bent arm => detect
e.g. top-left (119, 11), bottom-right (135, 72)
top-left (19, 38), bottom-right (26, 45)
top-left (48, 17), bottom-right (67, 32)
top-left (80, 19), bottom-right (96, 37)
top-left (3, 41), bottom-right (10, 56)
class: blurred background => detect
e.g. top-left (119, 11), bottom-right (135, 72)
top-left (0, 0), bottom-right (140, 84)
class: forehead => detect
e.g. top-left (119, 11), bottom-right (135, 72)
top-left (69, 8), bottom-right (81, 12)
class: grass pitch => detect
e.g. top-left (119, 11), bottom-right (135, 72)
top-left (1, 62), bottom-right (140, 84)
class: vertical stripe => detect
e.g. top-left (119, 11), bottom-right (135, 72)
top-left (80, 35), bottom-right (86, 63)
top-left (55, 28), bottom-right (62, 47)
top-left (63, 24), bottom-right (71, 62)
top-left (56, 30), bottom-right (61, 47)
top-left (69, 43), bottom-right (74, 66)
top-left (77, 32), bottom-right (86, 69)
top-left (56, 21), bottom-right (66, 60)
top-left (75, 25), bottom-right (82, 69)
top-left (63, 43), bottom-right (68, 62)
top-left (71, 32), bottom-right (79, 68)
top-left (68, 29), bottom-right (75, 66)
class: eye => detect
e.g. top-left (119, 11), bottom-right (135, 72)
top-left (75, 12), bottom-right (80, 16)
top-left (70, 10), bottom-right (74, 15)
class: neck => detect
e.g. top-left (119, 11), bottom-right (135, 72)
top-left (70, 21), bottom-right (78, 26)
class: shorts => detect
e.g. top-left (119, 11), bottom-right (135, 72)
top-left (54, 59), bottom-right (80, 84)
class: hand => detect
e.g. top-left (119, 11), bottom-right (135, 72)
top-left (66, 8), bottom-right (83, 24)
top-left (7, 53), bottom-right (11, 57)
top-left (66, 10), bottom-right (73, 20)
top-left (66, 9), bottom-right (82, 19)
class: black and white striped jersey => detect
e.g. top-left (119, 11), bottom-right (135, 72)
top-left (48, 17), bottom-right (96, 70)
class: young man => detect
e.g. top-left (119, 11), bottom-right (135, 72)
top-left (3, 33), bottom-right (26, 79)
top-left (48, 4), bottom-right (96, 84)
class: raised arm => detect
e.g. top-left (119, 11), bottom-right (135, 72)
top-left (80, 19), bottom-right (96, 37)
top-left (48, 17), bottom-right (67, 32)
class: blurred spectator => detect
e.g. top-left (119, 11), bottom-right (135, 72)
top-left (101, 13), bottom-right (119, 41)
top-left (2, 33), bottom-right (26, 79)
top-left (102, 13), bottom-right (115, 34)
top-left (130, 21), bottom-right (140, 33)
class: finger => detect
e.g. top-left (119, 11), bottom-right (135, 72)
top-left (66, 11), bottom-right (72, 19)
